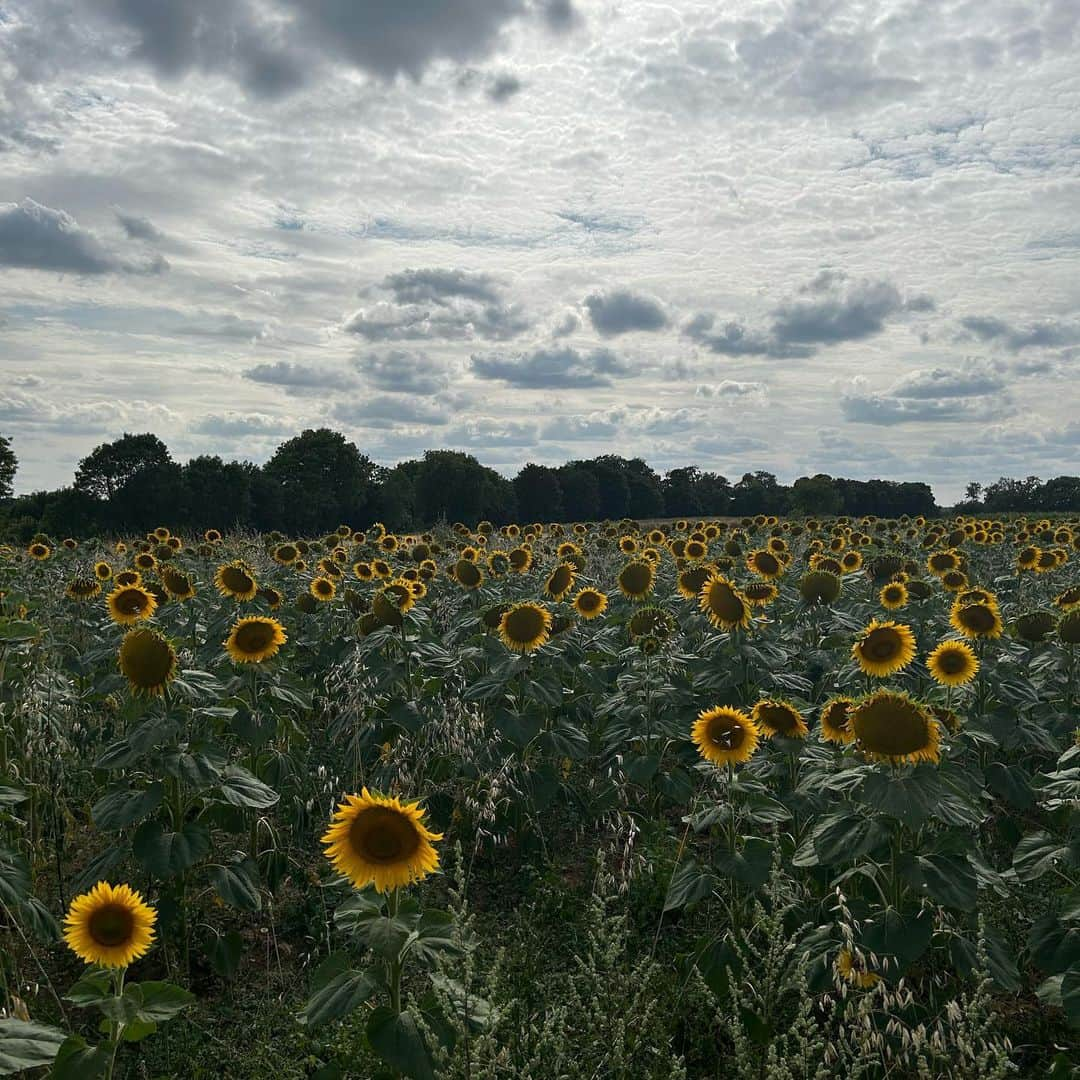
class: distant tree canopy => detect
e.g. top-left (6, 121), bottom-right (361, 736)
top-left (2, 425), bottom-right (1076, 541)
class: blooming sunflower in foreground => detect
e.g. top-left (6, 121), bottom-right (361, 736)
top-left (692, 705), bottom-right (759, 766)
top-left (752, 699), bottom-right (809, 739)
top-left (927, 640), bottom-right (978, 687)
top-left (160, 566), bottom-right (196, 601)
top-left (836, 948), bottom-right (881, 989)
top-left (699, 575), bottom-right (751, 631)
top-left (215, 561), bottom-right (258, 601)
top-left (64, 882), bottom-right (157, 968)
top-left (119, 627), bottom-right (178, 695)
top-left (310, 576), bottom-right (337, 602)
top-left (851, 690), bottom-right (940, 765)
top-left (852, 619), bottom-right (916, 677)
top-left (499, 602), bottom-right (552, 653)
top-left (225, 616), bottom-right (287, 663)
top-left (321, 789), bottom-right (442, 893)
top-left (573, 587), bottom-right (608, 620)
top-left (106, 584), bottom-right (158, 626)
top-left (618, 560), bottom-right (656, 600)
top-left (819, 696), bottom-right (856, 744)
top-left (879, 582), bottom-right (908, 610)
top-left (544, 563), bottom-right (576, 601)
top-left (950, 600), bottom-right (1003, 640)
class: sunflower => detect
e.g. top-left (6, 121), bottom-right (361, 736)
top-left (743, 581), bottom-right (779, 607)
top-left (690, 705), bottom-right (759, 766)
top-left (618, 561), bottom-right (656, 600)
top-left (106, 584), bottom-right (157, 626)
top-left (204, 528), bottom-right (222, 543)
top-left (544, 563), bottom-right (576, 601)
top-left (879, 582), bottom-right (908, 610)
top-left (118, 628), bottom-right (178, 695)
top-left (258, 586), bottom-right (284, 610)
top-left (373, 582), bottom-right (415, 626)
top-left (321, 789), bottom-right (442, 893)
top-left (27, 542), bottom-right (51, 561)
top-left (114, 569), bottom-right (141, 588)
top-left (927, 640), bottom-right (978, 687)
top-left (160, 566), bottom-right (196, 601)
top-left (133, 551), bottom-right (157, 572)
top-left (454, 559), bottom-right (484, 590)
top-left (1059, 611), bottom-right (1080, 645)
top-left (852, 620), bottom-right (916, 677)
top-left (215, 562), bottom-right (258, 601)
top-left (676, 565), bottom-right (713, 600)
top-left (94, 561), bottom-right (113, 581)
top-left (63, 882), bottom-right (157, 968)
top-left (628, 605), bottom-right (674, 640)
top-left (798, 570), bottom-right (842, 605)
top-left (840, 550), bottom-right (863, 574)
top-left (66, 577), bottom-right (102, 601)
top-left (273, 543), bottom-right (299, 566)
top-left (685, 539), bottom-right (708, 561)
top-left (310, 576), bottom-right (337, 602)
top-left (819, 696), bottom-right (856, 744)
top-left (1055, 586), bottom-right (1080, 612)
top-left (225, 616), bottom-right (287, 663)
top-left (927, 550), bottom-right (960, 576)
top-left (371, 559), bottom-right (393, 579)
top-left (752, 699), bottom-right (809, 739)
top-left (509, 547), bottom-right (533, 573)
top-left (940, 569), bottom-right (969, 592)
top-left (699, 575), bottom-right (751, 631)
top-left (573, 588), bottom-right (608, 620)
top-left (949, 601), bottom-right (1003, 640)
top-left (1014, 610), bottom-right (1056, 642)
top-left (836, 948), bottom-right (880, 989)
top-left (746, 549), bottom-right (783, 580)
top-left (499, 602), bottom-right (552, 653)
top-left (851, 690), bottom-right (940, 764)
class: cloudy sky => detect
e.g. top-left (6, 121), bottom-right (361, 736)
top-left (1, 0), bottom-right (1078, 502)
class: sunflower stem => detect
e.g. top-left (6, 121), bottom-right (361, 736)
top-left (105, 966), bottom-right (126, 1080)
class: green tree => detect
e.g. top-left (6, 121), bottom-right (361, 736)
top-left (0, 434), bottom-right (16, 499)
top-left (790, 474), bottom-right (841, 516)
top-left (74, 433), bottom-right (172, 501)
top-left (412, 451), bottom-right (516, 526)
top-left (180, 456), bottom-right (254, 530)
top-left (514, 463), bottom-right (564, 522)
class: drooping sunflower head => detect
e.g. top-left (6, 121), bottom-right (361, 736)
top-left (618, 560), bottom-right (656, 600)
top-left (63, 881), bottom-right (157, 968)
top-left (628, 605), bottom-right (674, 640)
top-left (119, 628), bottom-right (178, 695)
top-left (751, 699), bottom-right (808, 740)
top-left (544, 562), bottom-right (576, 601)
top-left (676, 565), bottom-right (713, 600)
top-left (927, 639), bottom-right (979, 687)
top-left (482, 602), bottom-right (511, 631)
top-left (798, 570), bottom-right (842, 606)
top-left (372, 582), bottom-right (415, 626)
top-left (106, 584), bottom-right (158, 625)
top-left (1055, 586), bottom-right (1080, 612)
top-left (310, 576), bottom-right (337, 602)
top-left (499, 602), bottom-right (552, 653)
top-left (258, 586), bottom-right (284, 610)
top-left (94, 561), bottom-right (113, 581)
top-left (1059, 611), bottom-right (1080, 645)
top-left (133, 551), bottom-right (157, 572)
top-left (851, 690), bottom-right (940, 764)
top-left (691, 705), bottom-right (759, 766)
top-left (454, 559), bottom-right (484, 590)
top-left (879, 582), bottom-right (908, 610)
top-left (957, 587), bottom-right (996, 608)
top-left (66, 577), bottom-right (102, 602)
top-left (1014, 609), bottom-right (1057, 642)
top-left (949, 600), bottom-right (1002, 640)
top-left (699, 575), bottom-right (751, 631)
top-left (204, 528), bottom-right (222, 543)
top-left (851, 619), bottom-right (916, 677)
top-left (819, 696), bottom-right (856, 744)
top-left (273, 543), bottom-right (299, 566)
top-left (215, 561), bottom-right (258, 601)
top-left (321, 789), bottom-right (442, 893)
top-left (159, 566), bottom-right (195, 601)
top-left (225, 616), bottom-right (287, 664)
top-left (573, 588), bottom-right (608, 620)
top-left (508, 546), bottom-right (532, 573)
top-left (743, 581), bottom-right (779, 607)
top-left (940, 569), bottom-right (969, 592)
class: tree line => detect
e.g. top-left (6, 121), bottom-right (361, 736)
top-left (0, 429), bottom-right (1072, 539)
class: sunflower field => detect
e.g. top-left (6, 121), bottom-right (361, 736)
top-left (1, 514), bottom-right (1079, 1078)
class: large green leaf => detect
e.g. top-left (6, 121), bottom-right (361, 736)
top-left (366, 1007), bottom-right (435, 1080)
top-left (663, 858), bottom-right (715, 912)
top-left (209, 858), bottom-right (262, 911)
top-left (915, 853), bottom-right (978, 912)
top-left (1013, 832), bottom-right (1075, 883)
top-left (713, 837), bottom-right (773, 888)
top-left (133, 819), bottom-right (211, 878)
top-left (0, 1019), bottom-right (67, 1076)
top-left (91, 784), bottom-right (164, 831)
top-left (217, 766), bottom-right (279, 809)
top-left (300, 970), bottom-right (377, 1028)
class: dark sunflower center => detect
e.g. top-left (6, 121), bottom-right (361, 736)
top-left (706, 583), bottom-right (745, 622)
top-left (117, 589), bottom-right (149, 614)
top-left (824, 703), bottom-right (851, 732)
top-left (235, 621), bottom-right (275, 653)
top-left (864, 629), bottom-right (900, 660)
top-left (855, 698), bottom-right (930, 756)
top-left (350, 808), bottom-right (420, 864)
top-left (578, 591), bottom-right (601, 612)
top-left (758, 706), bottom-right (798, 733)
top-left (707, 717), bottom-right (744, 749)
top-left (121, 631), bottom-right (174, 685)
top-left (620, 564), bottom-right (653, 594)
top-left (937, 649), bottom-right (967, 674)
top-left (88, 903), bottom-right (135, 947)
top-left (959, 605), bottom-right (995, 632)
top-left (504, 606), bottom-right (546, 643)
top-left (222, 567), bottom-right (254, 593)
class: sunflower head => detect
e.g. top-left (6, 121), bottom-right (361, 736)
top-left (106, 584), bottom-right (158, 626)
top-left (499, 602), bottom-right (552, 653)
top-left (927, 639), bottom-right (978, 686)
top-left (66, 577), bottom-right (102, 602)
top-left (836, 948), bottom-right (880, 989)
top-left (618, 560), bottom-right (656, 600)
top-left (879, 582), bottom-right (908, 610)
top-left (852, 619), bottom-right (916, 677)
top-left (215, 561), bottom-right (258, 601)
top-left (94, 561), bottom-right (113, 581)
top-left (28, 542), bottom-right (51, 561)
top-left (321, 788), bottom-right (442, 893)
top-left (751, 699), bottom-right (808, 740)
top-left (949, 600), bottom-right (1002, 640)
top-left (64, 882), bottom-right (157, 968)
top-left (742, 581), bottom-right (778, 607)
top-left (747, 549), bottom-right (783, 580)
top-left (820, 696), bottom-right (856, 744)
top-left (699, 574), bottom-right (751, 631)
top-left (799, 570), bottom-right (842, 605)
top-left (454, 559), bottom-right (484, 590)
top-left (677, 565), bottom-right (713, 600)
top-left (1060, 611), bottom-right (1080, 645)
top-left (691, 705), bottom-right (759, 766)
top-left (851, 690), bottom-right (940, 764)
top-left (573, 588), bottom-right (608, 620)
top-left (119, 628), bottom-right (178, 695)
top-left (225, 616), bottom-right (287, 664)
top-left (310, 576), bottom-right (337, 602)
top-left (628, 605), bottom-right (674, 640)
top-left (160, 566), bottom-right (195, 600)
top-left (544, 562), bottom-right (576, 601)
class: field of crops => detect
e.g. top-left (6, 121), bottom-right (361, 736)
top-left (1, 514), bottom-right (1079, 1078)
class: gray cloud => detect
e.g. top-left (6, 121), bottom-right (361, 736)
top-left (683, 313), bottom-right (814, 359)
top-left (245, 360), bottom-right (356, 393)
top-left (0, 199), bottom-right (167, 275)
top-left (887, 362), bottom-right (1006, 400)
top-left (695, 380), bottom-right (768, 404)
top-left (332, 394), bottom-right (450, 428)
top-left (487, 73), bottom-right (523, 102)
top-left (840, 376), bottom-right (1013, 425)
top-left (471, 345), bottom-right (633, 388)
top-left (353, 350), bottom-right (450, 394)
top-left (382, 267), bottom-right (502, 307)
top-left (190, 411), bottom-right (295, 436)
top-left (959, 315), bottom-right (1080, 351)
top-left (113, 207), bottom-right (165, 242)
top-left (771, 272), bottom-right (903, 345)
top-left (584, 288), bottom-right (668, 336)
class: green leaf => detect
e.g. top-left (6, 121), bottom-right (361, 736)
top-left (797, 810), bottom-right (890, 867)
top-left (915, 853), bottom-right (978, 911)
top-left (663, 858), bottom-right (715, 912)
top-left (70, 846), bottom-right (129, 898)
top-left (0, 782), bottom-right (26, 806)
top-left (713, 837), bottom-right (773, 888)
top-left (209, 858), bottom-right (262, 911)
top-left (1061, 967), bottom-right (1080, 1028)
top-left (133, 819), bottom-right (211, 878)
top-left (366, 1007), bottom-right (435, 1080)
top-left (217, 767), bottom-right (279, 809)
top-left (984, 761), bottom-right (1035, 810)
top-left (0, 848), bottom-right (30, 906)
top-left (0, 1019), bottom-right (67, 1076)
top-left (205, 929), bottom-right (244, 979)
top-left (300, 970), bottom-right (377, 1028)
top-left (124, 982), bottom-right (195, 1022)
top-left (50, 1035), bottom-right (111, 1079)
top-left (65, 969), bottom-right (114, 1007)
top-left (861, 908), bottom-right (933, 969)
top-left (1030, 915), bottom-right (1080, 975)
top-left (91, 784), bottom-right (164, 832)
top-left (1013, 832), bottom-right (1074, 883)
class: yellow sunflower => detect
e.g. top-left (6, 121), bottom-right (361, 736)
top-left (676, 565), bottom-right (713, 600)
top-left (114, 569), bottom-right (141, 588)
top-left (851, 690), bottom-right (940, 764)
top-left (836, 948), bottom-right (881, 989)
top-left (159, 566), bottom-right (196, 601)
top-left (106, 584), bottom-right (158, 626)
top-left (454, 559), bottom-right (484, 590)
top-left (819, 696), bottom-right (856, 744)
top-left (118, 628), bottom-right (178, 695)
top-left (618, 560), bottom-right (656, 600)
top-left (215, 562), bottom-right (258, 601)
top-left (799, 570), bottom-right (842, 605)
top-left (743, 581), bottom-right (779, 607)
top-left (927, 640), bottom-right (978, 687)
top-left (224, 616), bottom-right (287, 663)
top-left (751, 699), bottom-right (809, 739)
top-left (852, 619), bottom-right (916, 677)
top-left (573, 587), bottom-right (608, 620)
top-left (499, 602), bottom-right (552, 653)
top-left (310, 576), bottom-right (337, 602)
top-left (746, 549), bottom-right (784, 580)
top-left (879, 582), bottom-right (908, 610)
top-left (66, 578), bottom-right (102, 602)
top-left (699, 575), bottom-right (751, 631)
top-left (691, 705), bottom-right (759, 766)
top-left (949, 601), bottom-right (1003, 640)
top-left (94, 561), bottom-right (113, 581)
top-left (544, 563), bottom-right (576, 601)
top-left (63, 881), bottom-right (157, 968)
top-left (321, 789), bottom-right (442, 893)
top-left (27, 542), bottom-right (51, 561)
